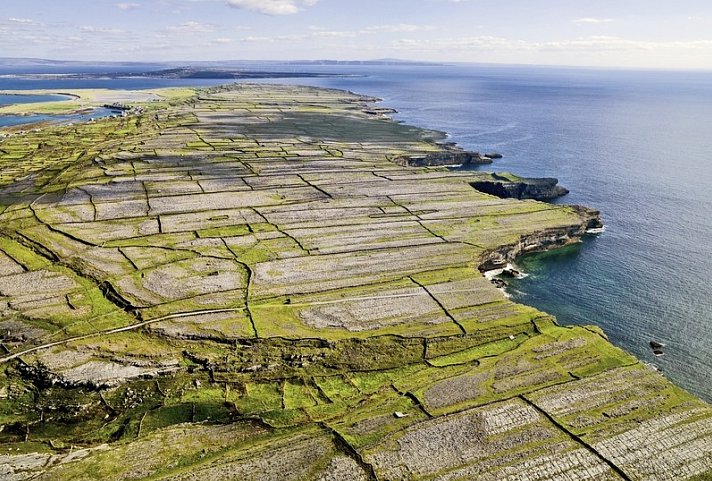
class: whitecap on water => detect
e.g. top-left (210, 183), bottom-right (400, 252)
top-left (483, 263), bottom-right (529, 280)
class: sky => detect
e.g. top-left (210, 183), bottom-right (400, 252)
top-left (2, 0), bottom-right (712, 69)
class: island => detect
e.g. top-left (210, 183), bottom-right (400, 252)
top-left (0, 84), bottom-right (710, 480)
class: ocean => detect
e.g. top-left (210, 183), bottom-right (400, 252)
top-left (1, 63), bottom-right (710, 401)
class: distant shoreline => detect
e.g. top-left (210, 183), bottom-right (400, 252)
top-left (0, 67), bottom-right (357, 82)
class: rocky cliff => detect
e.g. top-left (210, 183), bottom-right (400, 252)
top-left (471, 172), bottom-right (569, 200)
top-left (479, 205), bottom-right (603, 271)
top-left (392, 149), bottom-right (493, 167)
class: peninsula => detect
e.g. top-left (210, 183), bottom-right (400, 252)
top-left (0, 84), bottom-right (710, 480)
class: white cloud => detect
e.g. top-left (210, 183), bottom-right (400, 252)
top-left (364, 24), bottom-right (436, 33)
top-left (574, 17), bottom-right (615, 24)
top-left (391, 35), bottom-right (528, 53)
top-left (18, 34), bottom-right (53, 45)
top-left (241, 35), bottom-right (274, 43)
top-left (240, 29), bottom-right (356, 43)
top-left (116, 2), bottom-right (141, 10)
top-left (166, 21), bottom-right (216, 33)
top-left (310, 30), bottom-right (356, 38)
top-left (541, 36), bottom-right (712, 52)
top-left (80, 25), bottom-right (125, 34)
top-left (7, 17), bottom-right (45, 26)
top-left (390, 34), bottom-right (712, 54)
top-left (226, 0), bottom-right (318, 16)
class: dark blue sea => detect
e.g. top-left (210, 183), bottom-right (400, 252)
top-left (1, 63), bottom-right (711, 401)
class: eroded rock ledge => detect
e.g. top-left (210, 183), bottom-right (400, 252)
top-left (479, 205), bottom-right (602, 271)
top-left (392, 149), bottom-right (493, 167)
top-left (471, 172), bottom-right (570, 200)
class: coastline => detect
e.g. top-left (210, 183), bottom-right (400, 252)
top-left (0, 88), bottom-right (163, 117)
top-left (0, 83), bottom-right (711, 480)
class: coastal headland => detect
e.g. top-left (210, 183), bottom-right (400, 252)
top-left (0, 84), bottom-right (711, 480)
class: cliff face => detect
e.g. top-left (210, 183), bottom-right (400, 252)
top-left (393, 150), bottom-right (492, 167)
top-left (471, 173), bottom-right (569, 200)
top-left (479, 205), bottom-right (602, 271)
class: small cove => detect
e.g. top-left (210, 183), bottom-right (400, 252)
top-left (0, 93), bottom-right (111, 128)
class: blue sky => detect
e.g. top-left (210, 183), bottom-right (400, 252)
top-left (2, 0), bottom-right (712, 69)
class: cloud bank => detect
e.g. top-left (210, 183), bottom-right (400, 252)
top-left (574, 17), bottom-right (615, 24)
top-left (226, 0), bottom-right (318, 15)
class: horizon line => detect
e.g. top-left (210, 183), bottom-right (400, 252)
top-left (1, 56), bottom-right (712, 74)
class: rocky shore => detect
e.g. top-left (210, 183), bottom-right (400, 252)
top-left (0, 84), bottom-right (711, 481)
